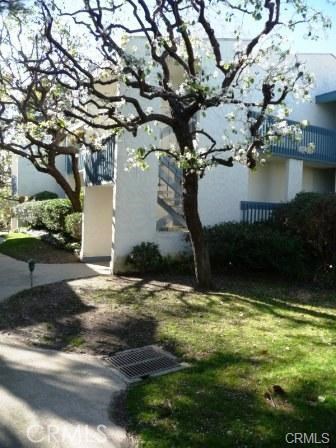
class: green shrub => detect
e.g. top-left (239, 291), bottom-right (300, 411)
top-left (161, 253), bottom-right (194, 275)
top-left (29, 191), bottom-right (59, 201)
top-left (39, 199), bottom-right (73, 232)
top-left (13, 201), bottom-right (45, 228)
top-left (65, 213), bottom-right (82, 241)
top-left (14, 199), bottom-right (72, 233)
top-left (0, 195), bottom-right (12, 231)
top-left (274, 192), bottom-right (336, 282)
top-left (127, 242), bottom-right (163, 273)
top-left (205, 222), bottom-right (307, 279)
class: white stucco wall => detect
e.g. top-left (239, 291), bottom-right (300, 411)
top-left (110, 144), bottom-right (191, 270)
top-left (110, 38), bottom-right (188, 271)
top-left (199, 163), bottom-right (249, 224)
top-left (11, 156), bottom-right (18, 180)
top-left (111, 136), bottom-right (159, 272)
top-left (80, 184), bottom-right (113, 260)
top-left (248, 158), bottom-right (287, 202)
top-left (288, 54), bottom-right (336, 129)
top-left (302, 166), bottom-right (335, 194)
top-left (157, 231), bottom-right (190, 255)
top-left (16, 155), bottom-right (67, 198)
top-left (196, 96), bottom-right (250, 224)
top-left (286, 159), bottom-right (303, 200)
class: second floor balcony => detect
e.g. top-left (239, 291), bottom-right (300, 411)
top-left (261, 116), bottom-right (336, 165)
top-left (66, 136), bottom-right (115, 186)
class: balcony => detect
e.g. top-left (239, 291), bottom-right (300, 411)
top-left (66, 136), bottom-right (115, 186)
top-left (260, 116), bottom-right (336, 165)
top-left (240, 201), bottom-right (284, 224)
top-left (11, 175), bottom-right (17, 196)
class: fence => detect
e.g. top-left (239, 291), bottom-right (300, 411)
top-left (240, 201), bottom-right (284, 223)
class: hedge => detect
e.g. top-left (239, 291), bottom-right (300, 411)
top-left (29, 191), bottom-right (59, 201)
top-left (204, 192), bottom-right (336, 285)
top-left (204, 222), bottom-right (307, 279)
top-left (126, 241), bottom-right (193, 274)
top-left (274, 192), bottom-right (336, 284)
top-left (14, 199), bottom-right (73, 233)
top-left (126, 242), bottom-right (163, 273)
top-left (65, 213), bottom-right (82, 241)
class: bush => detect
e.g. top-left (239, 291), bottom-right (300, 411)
top-left (0, 195), bottom-right (12, 231)
top-left (161, 253), bottom-right (194, 275)
top-left (40, 199), bottom-right (73, 232)
top-left (13, 201), bottom-right (45, 228)
top-left (65, 213), bottom-right (82, 241)
top-left (205, 222), bottom-right (307, 279)
top-left (14, 199), bottom-right (72, 233)
top-left (29, 191), bottom-right (59, 201)
top-left (127, 242), bottom-right (163, 273)
top-left (274, 192), bottom-right (336, 261)
top-left (274, 192), bottom-right (336, 283)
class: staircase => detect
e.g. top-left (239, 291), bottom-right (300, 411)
top-left (157, 153), bottom-right (186, 230)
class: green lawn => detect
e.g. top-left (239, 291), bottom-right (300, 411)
top-left (0, 232), bottom-right (78, 263)
top-left (111, 280), bottom-right (336, 448)
top-left (2, 275), bottom-right (335, 446)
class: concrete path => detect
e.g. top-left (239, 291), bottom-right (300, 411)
top-left (0, 335), bottom-right (130, 448)
top-left (0, 254), bottom-right (110, 302)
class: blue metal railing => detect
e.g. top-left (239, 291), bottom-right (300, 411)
top-left (66, 136), bottom-right (115, 186)
top-left (240, 201), bottom-right (284, 224)
top-left (66, 150), bottom-right (85, 174)
top-left (271, 121), bottom-right (336, 164)
top-left (11, 175), bottom-right (17, 196)
top-left (252, 112), bottom-right (336, 164)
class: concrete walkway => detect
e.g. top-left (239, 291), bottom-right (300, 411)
top-left (0, 254), bottom-right (110, 302)
top-left (0, 335), bottom-right (130, 448)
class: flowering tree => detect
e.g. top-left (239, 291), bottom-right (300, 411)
top-left (0, 152), bottom-right (10, 190)
top-left (40, 0), bottom-right (328, 287)
top-left (0, 0), bottom-right (26, 14)
top-left (0, 15), bottom-right (109, 211)
top-left (0, 151), bottom-right (13, 229)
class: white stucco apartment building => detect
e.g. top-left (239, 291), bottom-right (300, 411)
top-left (11, 155), bottom-right (67, 199)
top-left (13, 39), bottom-right (336, 272)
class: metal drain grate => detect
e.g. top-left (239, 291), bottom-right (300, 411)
top-left (106, 345), bottom-right (186, 382)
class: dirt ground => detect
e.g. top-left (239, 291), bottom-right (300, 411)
top-left (1, 273), bottom-right (323, 359)
top-left (0, 276), bottom-right (189, 356)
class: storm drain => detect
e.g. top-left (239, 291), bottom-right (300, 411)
top-left (106, 345), bottom-right (186, 382)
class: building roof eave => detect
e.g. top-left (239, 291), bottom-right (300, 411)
top-left (316, 90), bottom-right (336, 104)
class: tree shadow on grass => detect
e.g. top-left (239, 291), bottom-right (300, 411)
top-left (213, 289), bottom-right (336, 331)
top-left (101, 276), bottom-right (222, 318)
top-left (103, 275), bottom-right (336, 333)
top-left (0, 234), bottom-right (79, 263)
top-left (127, 351), bottom-right (336, 448)
top-left (4, 274), bottom-right (332, 356)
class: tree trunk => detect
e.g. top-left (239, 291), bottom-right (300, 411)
top-left (48, 165), bottom-right (82, 212)
top-left (183, 169), bottom-right (212, 289)
top-left (63, 185), bottom-right (82, 212)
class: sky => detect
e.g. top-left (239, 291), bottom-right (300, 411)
top-left (209, 0), bottom-right (336, 55)
top-left (281, 1), bottom-right (336, 54)
top-left (24, 0), bottom-right (336, 56)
